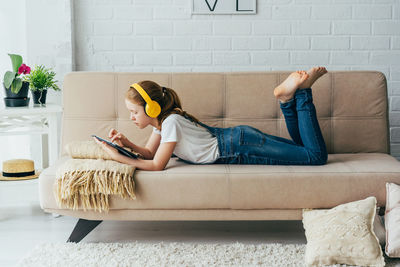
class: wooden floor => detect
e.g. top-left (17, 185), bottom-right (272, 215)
top-left (0, 203), bottom-right (307, 266)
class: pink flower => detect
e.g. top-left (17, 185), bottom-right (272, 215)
top-left (18, 64), bottom-right (31, 75)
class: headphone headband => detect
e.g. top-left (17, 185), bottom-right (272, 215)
top-left (130, 83), bottom-right (161, 118)
top-left (131, 83), bottom-right (152, 104)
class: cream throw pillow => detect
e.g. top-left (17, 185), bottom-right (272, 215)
top-left (385, 182), bottom-right (400, 257)
top-left (302, 196), bottom-right (385, 267)
top-left (65, 140), bottom-right (113, 160)
top-left (65, 140), bottom-right (141, 160)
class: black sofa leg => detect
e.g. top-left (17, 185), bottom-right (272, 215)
top-left (67, 219), bottom-right (103, 243)
top-left (378, 206), bottom-right (385, 216)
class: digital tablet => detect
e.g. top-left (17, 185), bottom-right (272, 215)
top-left (92, 135), bottom-right (138, 159)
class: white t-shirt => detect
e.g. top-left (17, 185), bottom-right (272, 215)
top-left (153, 114), bottom-right (219, 164)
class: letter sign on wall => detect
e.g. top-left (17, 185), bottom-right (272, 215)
top-left (192, 0), bottom-right (256, 14)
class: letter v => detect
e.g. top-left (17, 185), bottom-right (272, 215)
top-left (204, 0), bottom-right (218, 11)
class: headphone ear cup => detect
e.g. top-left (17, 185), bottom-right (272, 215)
top-left (145, 101), bottom-right (161, 118)
top-left (144, 103), bottom-right (149, 117)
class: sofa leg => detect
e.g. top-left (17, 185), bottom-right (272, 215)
top-left (67, 219), bottom-right (103, 243)
top-left (378, 206), bottom-right (385, 216)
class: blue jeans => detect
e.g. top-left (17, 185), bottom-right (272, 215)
top-left (198, 88), bottom-right (328, 165)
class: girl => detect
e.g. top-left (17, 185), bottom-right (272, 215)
top-left (94, 67), bottom-right (328, 171)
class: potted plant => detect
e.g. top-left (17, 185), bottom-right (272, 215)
top-left (3, 54), bottom-right (31, 107)
top-left (24, 65), bottom-right (60, 106)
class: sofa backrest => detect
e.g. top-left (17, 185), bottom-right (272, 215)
top-left (61, 71), bottom-right (389, 155)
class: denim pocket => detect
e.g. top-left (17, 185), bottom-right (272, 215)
top-left (239, 126), bottom-right (266, 147)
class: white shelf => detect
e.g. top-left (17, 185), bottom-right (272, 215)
top-left (0, 103), bottom-right (62, 116)
top-left (0, 103), bottom-right (63, 167)
top-left (0, 130), bottom-right (49, 136)
top-left (0, 178), bottom-right (39, 208)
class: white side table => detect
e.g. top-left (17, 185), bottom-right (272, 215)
top-left (0, 103), bottom-right (63, 167)
top-left (0, 178), bottom-right (39, 209)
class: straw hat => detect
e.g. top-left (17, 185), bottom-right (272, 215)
top-left (0, 159), bottom-right (40, 181)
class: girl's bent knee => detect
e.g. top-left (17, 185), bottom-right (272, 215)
top-left (317, 155), bottom-right (328, 165)
top-left (310, 152), bottom-right (328, 165)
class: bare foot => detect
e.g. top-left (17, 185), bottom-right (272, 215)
top-left (274, 71), bottom-right (309, 103)
top-left (299, 66), bottom-right (328, 89)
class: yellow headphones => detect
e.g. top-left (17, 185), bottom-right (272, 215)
top-left (130, 83), bottom-right (161, 118)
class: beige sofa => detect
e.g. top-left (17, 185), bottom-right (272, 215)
top-left (39, 71), bottom-right (400, 242)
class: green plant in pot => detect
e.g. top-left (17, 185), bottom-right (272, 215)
top-left (3, 54), bottom-right (31, 107)
top-left (24, 65), bottom-right (60, 106)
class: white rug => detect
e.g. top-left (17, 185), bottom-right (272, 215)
top-left (17, 241), bottom-right (400, 267)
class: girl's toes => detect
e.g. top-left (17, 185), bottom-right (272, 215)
top-left (301, 73), bottom-right (309, 82)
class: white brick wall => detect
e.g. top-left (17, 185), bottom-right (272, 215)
top-left (73, 0), bottom-right (400, 158)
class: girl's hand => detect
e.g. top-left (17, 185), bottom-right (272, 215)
top-left (108, 128), bottom-right (129, 147)
top-left (93, 137), bottom-right (120, 161)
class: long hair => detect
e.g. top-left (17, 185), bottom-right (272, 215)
top-left (125, 80), bottom-right (200, 127)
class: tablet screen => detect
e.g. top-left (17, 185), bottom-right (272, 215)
top-left (92, 135), bottom-right (138, 159)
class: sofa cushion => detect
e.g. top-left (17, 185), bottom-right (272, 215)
top-left (39, 153), bottom-right (400, 211)
top-left (62, 71), bottom-right (390, 156)
top-left (229, 153), bottom-right (400, 210)
top-left (39, 156), bottom-right (231, 211)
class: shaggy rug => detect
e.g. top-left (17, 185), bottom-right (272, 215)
top-left (17, 241), bottom-right (400, 267)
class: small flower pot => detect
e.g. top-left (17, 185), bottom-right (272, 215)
top-left (3, 97), bottom-right (30, 107)
top-left (32, 89), bottom-right (47, 106)
top-left (3, 81), bottom-right (30, 107)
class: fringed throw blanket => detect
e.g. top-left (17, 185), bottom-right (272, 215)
top-left (54, 140), bottom-right (138, 213)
